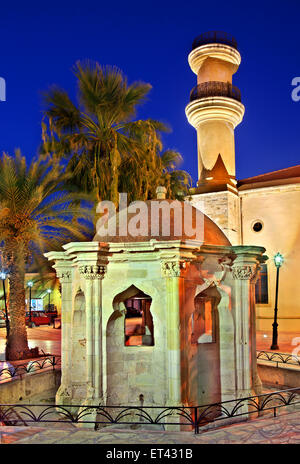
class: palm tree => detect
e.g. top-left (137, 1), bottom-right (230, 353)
top-left (41, 61), bottom-right (191, 205)
top-left (0, 150), bottom-right (93, 360)
top-left (118, 148), bottom-right (191, 202)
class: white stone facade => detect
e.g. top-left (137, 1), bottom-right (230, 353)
top-left (45, 241), bottom-right (266, 411)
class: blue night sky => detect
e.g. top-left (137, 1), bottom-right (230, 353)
top-left (0, 0), bottom-right (299, 186)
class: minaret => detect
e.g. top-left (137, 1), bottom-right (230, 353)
top-left (185, 32), bottom-right (245, 244)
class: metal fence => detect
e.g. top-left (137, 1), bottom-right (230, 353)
top-left (257, 350), bottom-right (300, 368)
top-left (0, 356), bottom-right (61, 382)
top-left (1, 386), bottom-right (300, 433)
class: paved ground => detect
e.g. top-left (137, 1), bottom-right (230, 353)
top-left (0, 326), bottom-right (298, 359)
top-left (256, 330), bottom-right (300, 354)
top-left (1, 410), bottom-right (300, 444)
top-left (0, 326), bottom-right (299, 444)
top-left (0, 326), bottom-right (61, 361)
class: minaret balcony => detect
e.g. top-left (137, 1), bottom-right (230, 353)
top-left (192, 31), bottom-right (238, 51)
top-left (190, 82), bottom-right (241, 103)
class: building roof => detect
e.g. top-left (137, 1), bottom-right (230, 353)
top-left (238, 165), bottom-right (300, 190)
top-left (94, 199), bottom-right (231, 247)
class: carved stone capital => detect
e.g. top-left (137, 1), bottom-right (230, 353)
top-left (161, 260), bottom-right (185, 277)
top-left (79, 264), bottom-right (107, 280)
top-left (231, 265), bottom-right (257, 281)
top-left (250, 265), bottom-right (261, 285)
top-left (56, 269), bottom-right (72, 284)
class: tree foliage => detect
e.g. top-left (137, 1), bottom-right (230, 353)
top-left (0, 150), bottom-right (93, 359)
top-left (41, 61), bottom-right (191, 205)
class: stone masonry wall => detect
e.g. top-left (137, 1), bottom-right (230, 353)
top-left (189, 191), bottom-right (241, 245)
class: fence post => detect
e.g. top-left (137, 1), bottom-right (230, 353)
top-left (194, 407), bottom-right (198, 435)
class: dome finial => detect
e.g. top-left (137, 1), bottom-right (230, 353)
top-left (156, 186), bottom-right (167, 199)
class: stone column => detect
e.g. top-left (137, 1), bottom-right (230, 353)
top-left (79, 264), bottom-right (106, 404)
top-left (55, 267), bottom-right (73, 405)
top-left (161, 260), bottom-right (185, 406)
top-left (85, 277), bottom-right (94, 394)
top-left (249, 262), bottom-right (264, 396)
top-left (93, 266), bottom-right (106, 401)
top-left (231, 247), bottom-right (265, 398)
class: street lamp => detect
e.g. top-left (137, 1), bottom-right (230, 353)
top-left (0, 271), bottom-right (10, 336)
top-left (47, 289), bottom-right (52, 310)
top-left (270, 252), bottom-right (284, 350)
top-left (28, 280), bottom-right (33, 328)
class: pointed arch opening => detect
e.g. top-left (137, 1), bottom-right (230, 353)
top-left (112, 285), bottom-right (154, 347)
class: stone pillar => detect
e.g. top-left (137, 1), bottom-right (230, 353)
top-left (161, 260), bottom-right (185, 405)
top-left (85, 277), bottom-right (94, 393)
top-left (55, 266), bottom-right (73, 405)
top-left (78, 264), bottom-right (106, 405)
top-left (93, 266), bottom-right (106, 401)
top-left (216, 285), bottom-right (236, 403)
top-left (231, 247), bottom-right (266, 398)
top-left (249, 262), bottom-right (263, 396)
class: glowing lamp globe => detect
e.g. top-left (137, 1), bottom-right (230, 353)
top-left (274, 253), bottom-right (284, 268)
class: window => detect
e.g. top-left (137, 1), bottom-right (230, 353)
top-left (124, 291), bottom-right (154, 346)
top-left (255, 264), bottom-right (268, 304)
top-left (252, 220), bottom-right (263, 233)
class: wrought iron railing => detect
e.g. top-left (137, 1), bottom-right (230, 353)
top-left (192, 31), bottom-right (238, 51)
top-left (1, 387), bottom-right (299, 433)
top-left (189, 81), bottom-right (241, 103)
top-left (0, 356), bottom-right (61, 382)
top-left (257, 350), bottom-right (300, 368)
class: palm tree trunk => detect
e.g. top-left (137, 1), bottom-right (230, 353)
top-left (5, 256), bottom-right (31, 360)
top-left (109, 142), bottom-right (121, 207)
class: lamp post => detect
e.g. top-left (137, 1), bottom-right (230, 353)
top-left (0, 271), bottom-right (10, 337)
top-left (28, 280), bottom-right (33, 328)
top-left (47, 289), bottom-right (52, 310)
top-left (270, 252), bottom-right (284, 350)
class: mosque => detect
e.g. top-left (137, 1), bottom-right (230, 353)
top-left (185, 31), bottom-right (300, 336)
top-left (45, 32), bottom-right (299, 411)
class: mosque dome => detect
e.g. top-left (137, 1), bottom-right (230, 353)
top-left (94, 195), bottom-right (230, 247)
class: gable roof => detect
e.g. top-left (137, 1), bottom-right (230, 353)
top-left (238, 165), bottom-right (300, 190)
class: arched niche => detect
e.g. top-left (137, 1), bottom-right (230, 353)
top-left (71, 289), bottom-right (87, 397)
top-left (106, 285), bottom-right (159, 406)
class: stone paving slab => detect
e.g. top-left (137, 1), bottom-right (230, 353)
top-left (1, 410), bottom-right (300, 444)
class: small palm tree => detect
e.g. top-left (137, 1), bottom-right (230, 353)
top-left (0, 150), bottom-right (93, 360)
top-left (42, 61), bottom-right (191, 204)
